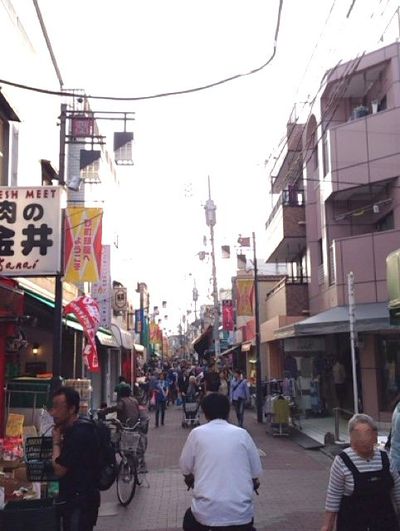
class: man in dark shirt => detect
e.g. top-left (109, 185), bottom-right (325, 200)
top-left (204, 361), bottom-right (221, 394)
top-left (51, 386), bottom-right (100, 531)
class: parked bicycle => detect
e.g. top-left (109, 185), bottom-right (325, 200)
top-left (104, 416), bottom-right (149, 506)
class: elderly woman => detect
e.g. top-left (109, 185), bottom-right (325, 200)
top-left (321, 414), bottom-right (400, 531)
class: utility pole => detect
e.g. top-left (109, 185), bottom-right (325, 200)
top-left (52, 103), bottom-right (67, 379)
top-left (348, 272), bottom-right (359, 414)
top-left (252, 232), bottom-right (263, 423)
top-left (204, 176), bottom-right (220, 358)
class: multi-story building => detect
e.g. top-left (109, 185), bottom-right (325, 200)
top-left (264, 42), bottom-right (400, 423)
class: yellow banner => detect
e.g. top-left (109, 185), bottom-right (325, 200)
top-left (64, 207), bottom-right (103, 283)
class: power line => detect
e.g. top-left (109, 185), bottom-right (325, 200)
top-left (0, 0), bottom-right (284, 102)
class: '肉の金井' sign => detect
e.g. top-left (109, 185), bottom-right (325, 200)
top-left (0, 186), bottom-right (64, 276)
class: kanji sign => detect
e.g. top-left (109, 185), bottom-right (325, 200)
top-left (64, 207), bottom-right (103, 284)
top-left (0, 186), bottom-right (64, 276)
top-left (91, 245), bottom-right (111, 328)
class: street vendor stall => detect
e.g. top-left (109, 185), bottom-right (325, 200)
top-left (0, 411), bottom-right (60, 530)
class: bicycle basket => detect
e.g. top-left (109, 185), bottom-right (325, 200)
top-left (25, 437), bottom-right (58, 482)
top-left (120, 430), bottom-right (141, 453)
top-left (107, 423), bottom-right (121, 446)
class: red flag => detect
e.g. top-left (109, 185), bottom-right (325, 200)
top-left (65, 296), bottom-right (101, 372)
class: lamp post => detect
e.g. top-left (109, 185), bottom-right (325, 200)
top-left (204, 176), bottom-right (220, 358)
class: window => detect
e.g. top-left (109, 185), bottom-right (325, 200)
top-left (378, 336), bottom-right (400, 411)
top-left (318, 239), bottom-right (324, 265)
top-left (322, 133), bottom-right (329, 177)
top-left (375, 211), bottom-right (394, 232)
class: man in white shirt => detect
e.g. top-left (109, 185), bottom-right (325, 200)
top-left (179, 393), bottom-right (262, 530)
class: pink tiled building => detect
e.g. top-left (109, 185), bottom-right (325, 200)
top-left (263, 42), bottom-right (400, 423)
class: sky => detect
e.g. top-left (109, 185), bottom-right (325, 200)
top-left (17, 0), bottom-right (400, 332)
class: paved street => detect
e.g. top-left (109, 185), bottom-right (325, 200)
top-left (96, 405), bottom-right (332, 531)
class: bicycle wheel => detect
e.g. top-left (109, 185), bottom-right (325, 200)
top-left (117, 456), bottom-right (137, 506)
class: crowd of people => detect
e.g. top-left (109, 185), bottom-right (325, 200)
top-left (46, 354), bottom-right (400, 531)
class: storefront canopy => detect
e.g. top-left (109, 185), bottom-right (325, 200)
top-left (111, 323), bottom-right (134, 350)
top-left (23, 287), bottom-right (118, 346)
top-left (192, 325), bottom-right (213, 356)
top-left (274, 302), bottom-right (392, 339)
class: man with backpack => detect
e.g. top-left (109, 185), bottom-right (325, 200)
top-left (51, 386), bottom-right (102, 531)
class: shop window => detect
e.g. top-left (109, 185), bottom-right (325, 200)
top-left (379, 336), bottom-right (400, 411)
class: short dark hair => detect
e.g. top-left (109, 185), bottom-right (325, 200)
top-left (201, 393), bottom-right (230, 421)
top-left (53, 386), bottom-right (80, 414)
top-left (118, 376), bottom-right (126, 383)
top-left (119, 384), bottom-right (131, 398)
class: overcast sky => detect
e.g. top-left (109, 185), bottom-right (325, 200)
top-left (19, 0), bottom-right (400, 330)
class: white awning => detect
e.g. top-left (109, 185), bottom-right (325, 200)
top-left (97, 330), bottom-right (119, 348)
top-left (111, 323), bottom-right (134, 350)
top-left (133, 344), bottom-right (145, 353)
top-left (274, 302), bottom-right (391, 339)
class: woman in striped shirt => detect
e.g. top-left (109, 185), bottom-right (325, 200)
top-left (321, 414), bottom-right (400, 531)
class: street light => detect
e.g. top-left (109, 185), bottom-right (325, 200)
top-left (204, 176), bottom-right (220, 358)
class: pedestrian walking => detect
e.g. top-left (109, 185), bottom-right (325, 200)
top-left (50, 386), bottom-right (100, 531)
top-left (321, 413), bottom-right (400, 531)
top-left (179, 393), bottom-right (262, 530)
top-left (154, 371), bottom-right (169, 427)
top-left (204, 360), bottom-right (221, 394)
top-left (218, 370), bottom-right (229, 396)
top-left (114, 375), bottom-right (132, 401)
top-left (230, 369), bottom-right (250, 428)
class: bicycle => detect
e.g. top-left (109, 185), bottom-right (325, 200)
top-left (107, 417), bottom-right (149, 506)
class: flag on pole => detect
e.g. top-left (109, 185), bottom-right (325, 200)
top-left (64, 296), bottom-right (100, 372)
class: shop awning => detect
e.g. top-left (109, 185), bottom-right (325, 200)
top-left (192, 325), bottom-right (213, 355)
top-left (23, 287), bottom-right (118, 345)
top-left (111, 323), bottom-right (134, 350)
top-left (220, 343), bottom-right (241, 356)
top-left (274, 302), bottom-right (392, 339)
top-left (133, 344), bottom-right (145, 353)
top-left (97, 330), bottom-right (119, 348)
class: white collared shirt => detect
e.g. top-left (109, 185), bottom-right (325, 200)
top-left (179, 419), bottom-right (263, 527)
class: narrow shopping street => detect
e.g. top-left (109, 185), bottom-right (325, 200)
top-left (96, 405), bottom-right (332, 531)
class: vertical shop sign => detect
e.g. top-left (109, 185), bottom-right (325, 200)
top-left (0, 186), bottom-right (64, 275)
top-left (91, 245), bottom-right (111, 328)
top-left (64, 207), bottom-right (103, 283)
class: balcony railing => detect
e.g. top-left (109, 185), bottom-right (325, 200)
top-left (265, 189), bottom-right (305, 229)
top-left (266, 275), bottom-right (310, 299)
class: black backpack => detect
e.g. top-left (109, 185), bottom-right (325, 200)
top-left (79, 418), bottom-right (117, 491)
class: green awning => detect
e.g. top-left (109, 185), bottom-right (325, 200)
top-left (24, 288), bottom-right (117, 343)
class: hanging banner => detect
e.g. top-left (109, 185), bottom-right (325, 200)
top-left (65, 296), bottom-right (100, 372)
top-left (222, 299), bottom-right (234, 331)
top-left (91, 245), bottom-right (111, 328)
top-left (135, 309), bottom-right (143, 333)
top-left (245, 319), bottom-right (256, 341)
top-left (0, 186), bottom-right (64, 276)
top-left (236, 279), bottom-right (254, 316)
top-left (64, 207), bottom-right (103, 284)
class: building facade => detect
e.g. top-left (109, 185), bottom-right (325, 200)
top-left (264, 42), bottom-right (400, 423)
